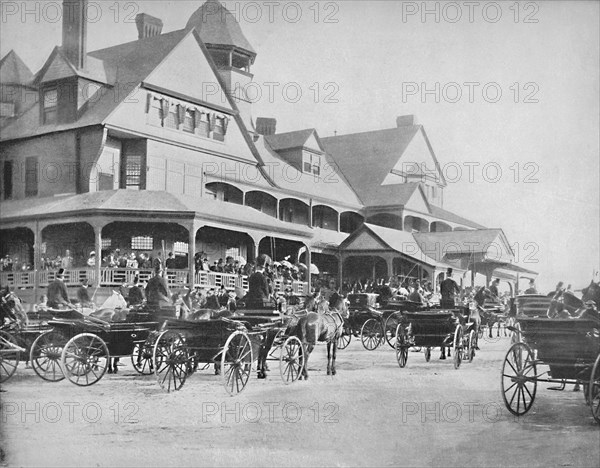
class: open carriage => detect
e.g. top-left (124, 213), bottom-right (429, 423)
top-left (27, 306), bottom-right (162, 385)
top-left (501, 317), bottom-right (600, 422)
top-left (394, 310), bottom-right (476, 369)
top-left (152, 305), bottom-right (305, 395)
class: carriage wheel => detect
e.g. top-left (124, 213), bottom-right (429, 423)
top-left (131, 340), bottom-right (155, 375)
top-left (467, 330), bottom-right (476, 363)
top-left (153, 330), bottom-right (189, 392)
top-left (279, 336), bottom-right (304, 384)
top-left (0, 331), bottom-right (20, 383)
top-left (589, 354), bottom-right (600, 423)
top-left (361, 319), bottom-right (383, 351)
top-left (424, 347), bottom-right (431, 362)
top-left (453, 326), bottom-right (463, 369)
top-left (30, 331), bottom-right (67, 382)
top-left (384, 313), bottom-right (403, 348)
top-left (61, 333), bottom-right (109, 386)
top-left (395, 325), bottom-right (409, 368)
top-left (501, 342), bottom-right (537, 416)
top-left (337, 328), bottom-right (351, 350)
top-left (222, 331), bottom-right (253, 396)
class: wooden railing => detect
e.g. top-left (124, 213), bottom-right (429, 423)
top-left (0, 268), bottom-right (309, 294)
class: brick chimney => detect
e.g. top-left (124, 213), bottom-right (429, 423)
top-left (136, 13), bottom-right (164, 39)
top-left (62, 0), bottom-right (87, 69)
top-left (396, 115), bottom-right (417, 127)
top-left (256, 117), bottom-right (277, 136)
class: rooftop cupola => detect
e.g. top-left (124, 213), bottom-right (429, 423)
top-left (186, 0), bottom-right (257, 132)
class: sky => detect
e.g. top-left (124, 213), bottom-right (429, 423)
top-left (1, 0), bottom-right (598, 293)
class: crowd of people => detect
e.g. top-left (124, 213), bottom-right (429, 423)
top-left (1, 255), bottom-right (33, 272)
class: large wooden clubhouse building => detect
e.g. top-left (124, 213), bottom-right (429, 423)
top-left (0, 0), bottom-right (535, 303)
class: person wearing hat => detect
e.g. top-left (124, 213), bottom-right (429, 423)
top-left (87, 251), bottom-right (96, 268)
top-left (524, 279), bottom-right (537, 295)
top-left (489, 278), bottom-right (501, 300)
top-left (128, 275), bottom-right (145, 307)
top-left (145, 267), bottom-right (171, 311)
top-left (47, 268), bottom-right (70, 309)
top-left (244, 254), bottom-right (273, 308)
top-left (440, 268), bottom-right (460, 310)
top-left (76, 279), bottom-right (94, 308)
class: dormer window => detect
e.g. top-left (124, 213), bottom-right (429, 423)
top-left (303, 152), bottom-right (321, 177)
top-left (42, 88), bottom-right (58, 124)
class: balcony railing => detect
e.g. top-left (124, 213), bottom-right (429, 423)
top-left (0, 268), bottom-right (309, 295)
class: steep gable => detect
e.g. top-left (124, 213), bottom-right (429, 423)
top-left (404, 186), bottom-right (431, 213)
top-left (144, 32), bottom-right (233, 110)
top-left (391, 127), bottom-right (443, 183)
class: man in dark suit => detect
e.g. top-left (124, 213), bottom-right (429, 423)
top-left (145, 268), bottom-right (171, 310)
top-left (128, 275), bottom-right (145, 306)
top-left (47, 268), bottom-right (70, 309)
top-left (440, 268), bottom-right (460, 310)
top-left (244, 254), bottom-right (273, 308)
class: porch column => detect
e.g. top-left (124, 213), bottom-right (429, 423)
top-left (337, 252), bottom-right (343, 291)
top-left (188, 224), bottom-right (196, 288)
top-left (306, 247), bottom-right (312, 293)
top-left (93, 224), bottom-right (102, 288)
top-left (33, 222), bottom-right (42, 302)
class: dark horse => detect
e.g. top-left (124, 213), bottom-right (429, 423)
top-left (288, 292), bottom-right (348, 379)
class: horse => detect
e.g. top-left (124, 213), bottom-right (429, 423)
top-left (288, 292), bottom-right (349, 379)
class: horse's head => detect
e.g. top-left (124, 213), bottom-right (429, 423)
top-left (582, 280), bottom-right (600, 306)
top-left (0, 290), bottom-right (27, 326)
top-left (329, 292), bottom-right (349, 319)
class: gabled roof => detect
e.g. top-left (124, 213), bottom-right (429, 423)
top-left (1, 29), bottom-right (188, 141)
top-left (186, 0), bottom-right (256, 56)
top-left (0, 50), bottom-right (34, 85)
top-left (253, 135), bottom-right (363, 207)
top-left (34, 46), bottom-right (116, 85)
top-left (322, 125), bottom-right (420, 192)
top-left (265, 129), bottom-right (323, 152)
top-left (339, 223), bottom-right (453, 270)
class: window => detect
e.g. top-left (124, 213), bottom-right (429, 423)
top-left (164, 110), bottom-right (178, 129)
top-left (197, 112), bottom-right (209, 137)
top-left (25, 157), bottom-right (38, 197)
top-left (225, 247), bottom-right (239, 259)
top-left (302, 153), bottom-right (321, 176)
top-left (123, 154), bottom-right (142, 190)
top-left (183, 110), bottom-right (195, 133)
top-left (101, 239), bottom-right (112, 249)
top-left (131, 236), bottom-right (153, 250)
top-left (42, 89), bottom-right (58, 124)
top-left (3, 161), bottom-right (13, 200)
top-left (0, 102), bottom-right (15, 118)
top-left (173, 242), bottom-right (188, 256)
top-left (213, 117), bottom-right (225, 142)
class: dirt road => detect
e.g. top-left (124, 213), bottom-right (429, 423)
top-left (1, 333), bottom-right (598, 467)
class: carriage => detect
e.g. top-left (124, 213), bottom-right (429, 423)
top-left (501, 317), bottom-right (600, 422)
top-left (336, 293), bottom-right (390, 351)
top-left (152, 306), bottom-right (305, 395)
top-left (394, 310), bottom-right (475, 369)
top-left (26, 308), bottom-right (160, 386)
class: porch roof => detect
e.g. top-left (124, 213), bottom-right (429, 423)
top-left (0, 190), bottom-right (312, 237)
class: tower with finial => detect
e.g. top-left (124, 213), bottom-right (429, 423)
top-left (186, 0), bottom-right (257, 131)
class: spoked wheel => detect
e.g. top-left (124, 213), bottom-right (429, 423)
top-left (279, 336), bottom-right (304, 384)
top-left (361, 319), bottom-right (383, 351)
top-left (61, 333), bottom-right (109, 386)
top-left (221, 331), bottom-right (253, 396)
top-left (337, 327), bottom-right (351, 350)
top-left (395, 324), bottom-right (408, 368)
top-left (30, 331), bottom-right (67, 382)
top-left (453, 325), bottom-right (463, 369)
top-left (424, 347), bottom-right (431, 362)
top-left (268, 329), bottom-right (286, 359)
top-left (467, 330), bottom-right (476, 363)
top-left (384, 313), bottom-right (403, 348)
top-left (0, 331), bottom-right (21, 383)
top-left (153, 330), bottom-right (189, 392)
top-left (589, 353), bottom-right (600, 423)
top-left (501, 342), bottom-right (537, 416)
top-left (131, 340), bottom-right (155, 375)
